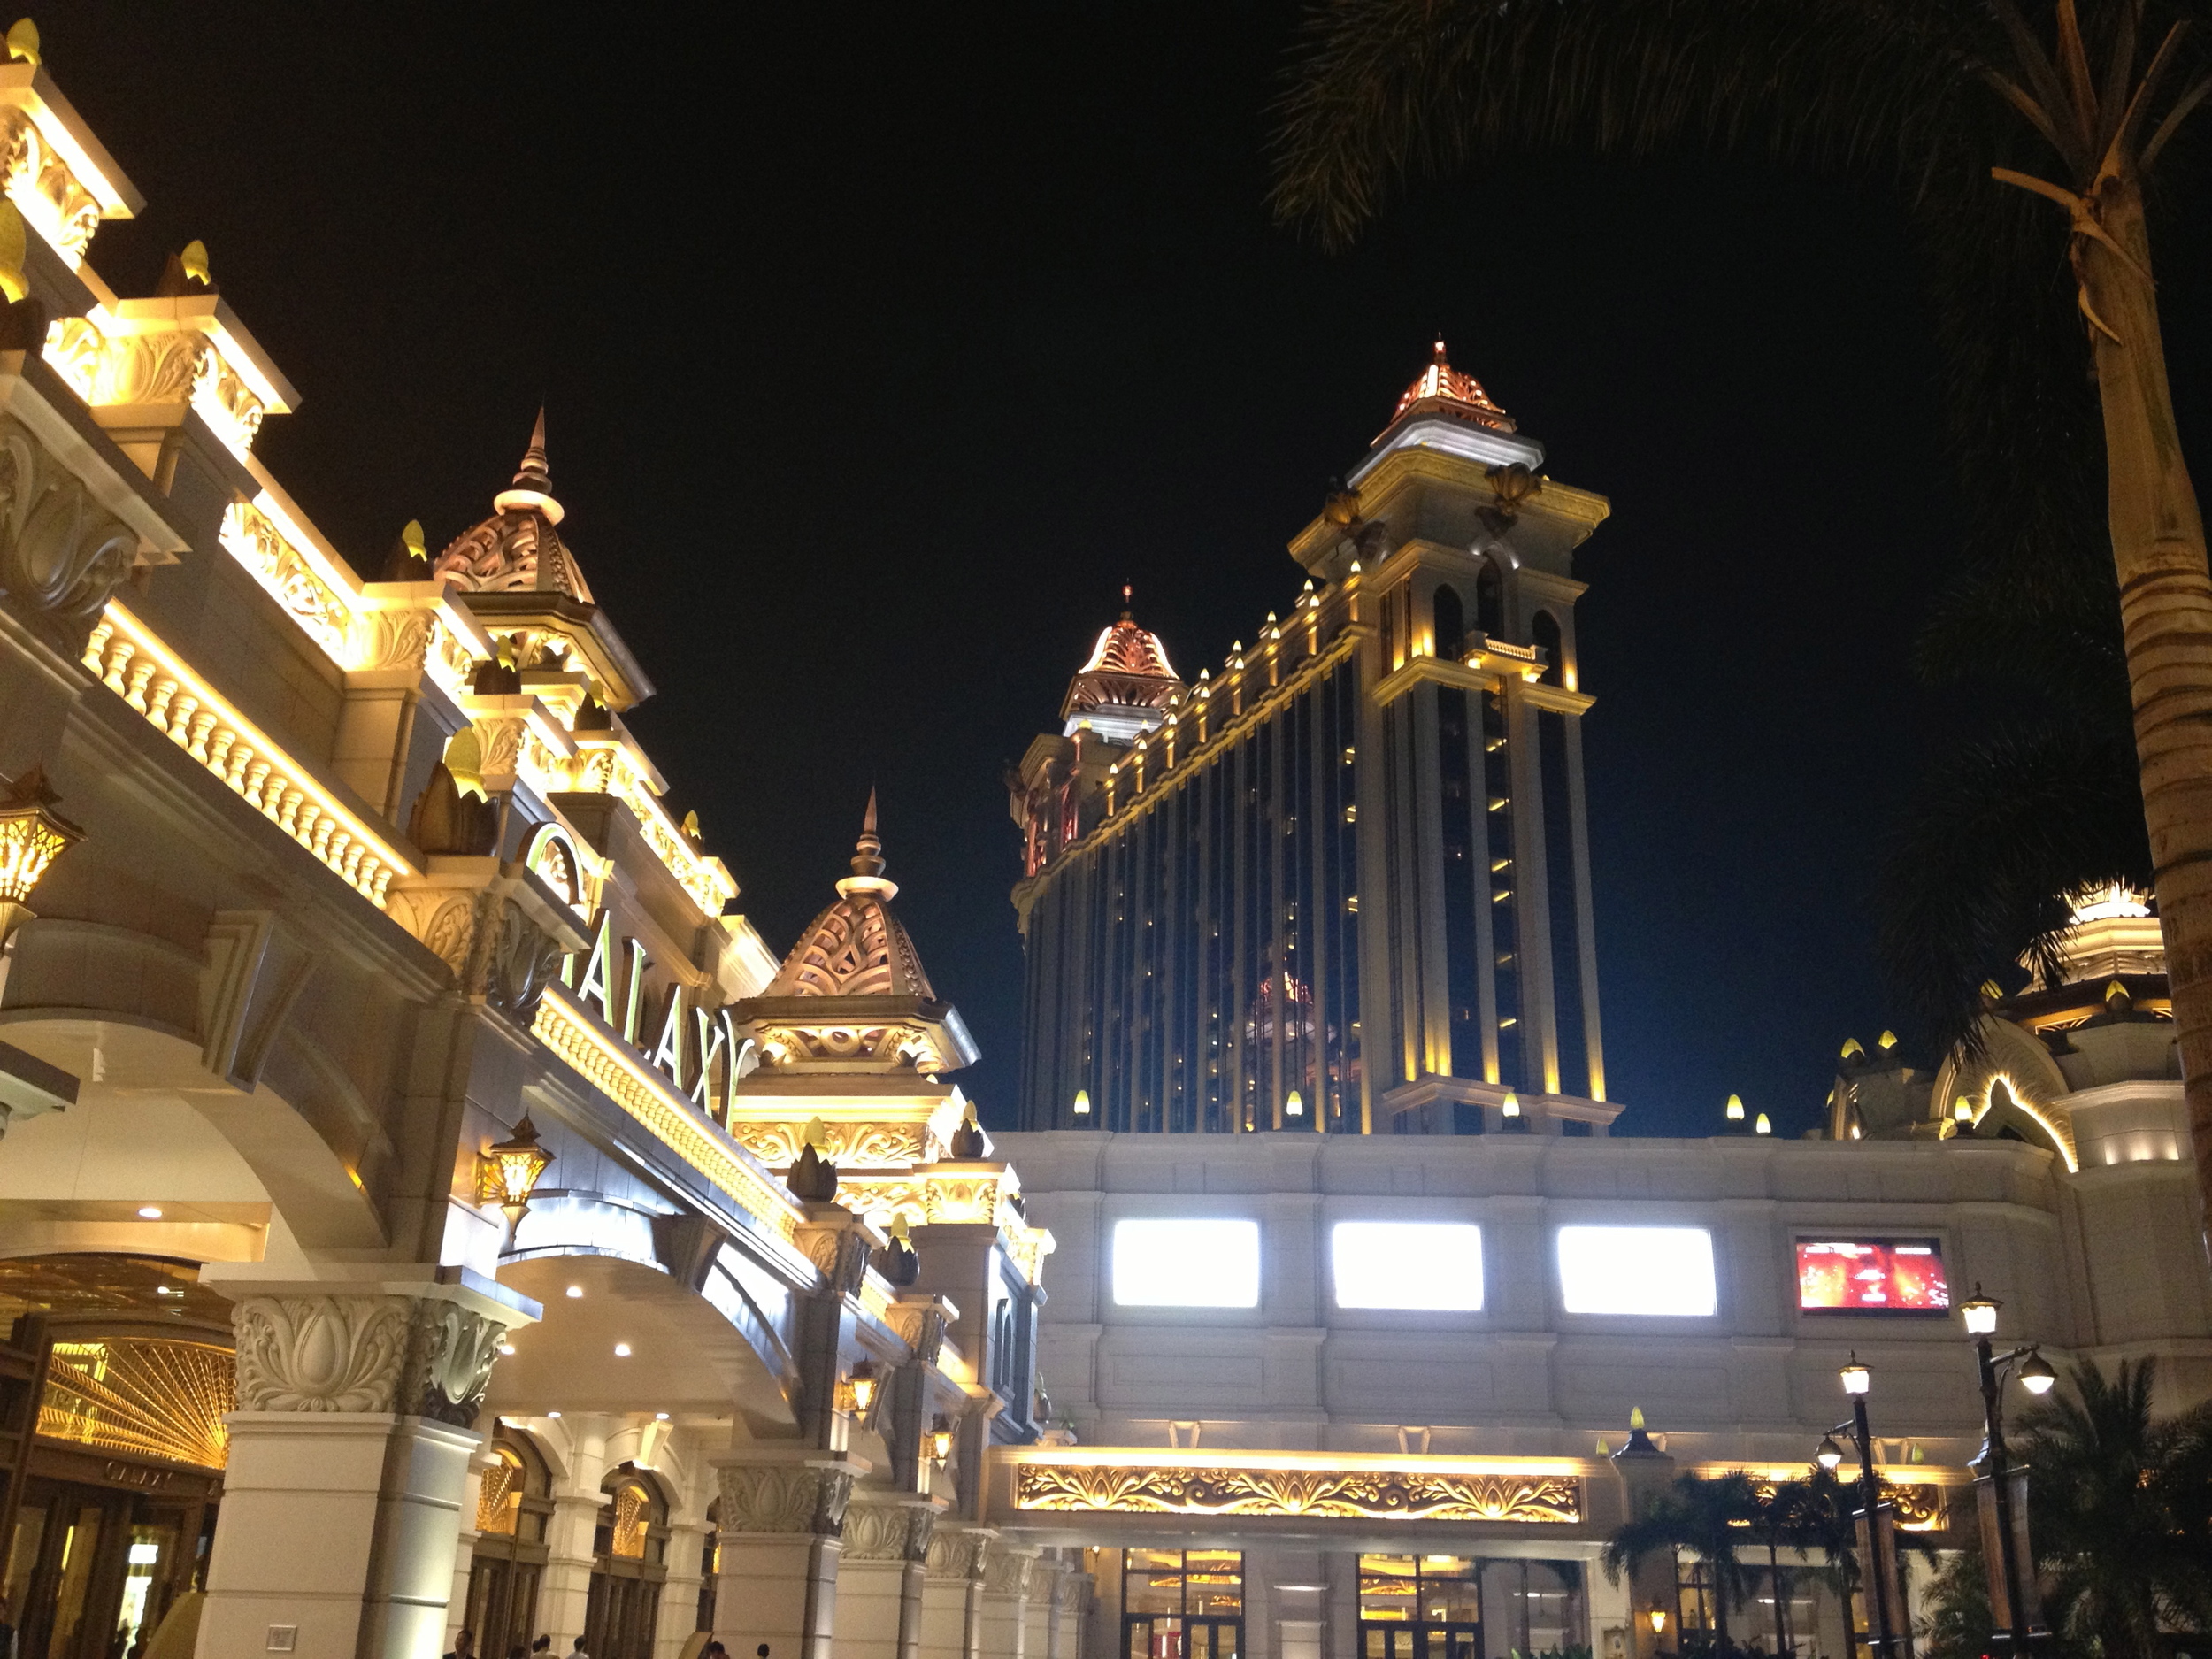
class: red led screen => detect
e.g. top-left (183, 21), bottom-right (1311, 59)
top-left (1795, 1239), bottom-right (1951, 1313)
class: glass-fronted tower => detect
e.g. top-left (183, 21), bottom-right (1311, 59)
top-left (1010, 345), bottom-right (1618, 1135)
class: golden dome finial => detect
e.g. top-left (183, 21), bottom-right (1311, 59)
top-left (6, 19), bottom-right (39, 66)
top-left (836, 787), bottom-right (897, 899)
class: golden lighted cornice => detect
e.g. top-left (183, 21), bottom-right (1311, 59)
top-left (48, 296), bottom-right (297, 465)
top-left (1091, 609), bottom-right (1364, 835)
top-left (531, 984), bottom-right (803, 1246)
top-left (83, 603), bottom-right (412, 907)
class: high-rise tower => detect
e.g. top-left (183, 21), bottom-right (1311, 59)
top-left (1010, 344), bottom-right (1620, 1134)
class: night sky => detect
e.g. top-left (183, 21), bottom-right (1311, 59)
top-left (53, 4), bottom-right (2212, 1137)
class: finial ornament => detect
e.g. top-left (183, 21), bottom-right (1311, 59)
top-left (492, 407), bottom-right (565, 524)
top-left (4, 19), bottom-right (36, 65)
top-left (837, 787), bottom-right (897, 899)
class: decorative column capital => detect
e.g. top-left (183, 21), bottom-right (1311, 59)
top-left (713, 1450), bottom-right (871, 1538)
top-left (207, 1263), bottom-right (536, 1430)
top-left (841, 1491), bottom-right (944, 1563)
top-left (924, 1521), bottom-right (998, 1584)
top-left (984, 1541), bottom-right (1040, 1598)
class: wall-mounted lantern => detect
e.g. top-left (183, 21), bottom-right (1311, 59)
top-left (478, 1115), bottom-right (554, 1244)
top-left (0, 764), bottom-right (84, 946)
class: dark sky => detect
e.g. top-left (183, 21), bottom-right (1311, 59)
top-left (54, 4), bottom-right (2209, 1137)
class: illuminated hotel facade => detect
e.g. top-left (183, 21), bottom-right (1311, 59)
top-left (0, 26), bottom-right (2203, 1659)
top-left (1011, 345), bottom-right (1612, 1137)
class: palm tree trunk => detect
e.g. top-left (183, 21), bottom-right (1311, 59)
top-left (2080, 165), bottom-right (2212, 1244)
top-left (1768, 1544), bottom-right (1784, 1656)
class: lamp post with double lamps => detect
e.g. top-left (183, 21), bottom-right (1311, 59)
top-left (1959, 1287), bottom-right (2056, 1655)
top-left (1816, 1355), bottom-right (1909, 1659)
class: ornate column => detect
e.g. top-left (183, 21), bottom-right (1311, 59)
top-left (657, 1516), bottom-right (713, 1659)
top-left (834, 1492), bottom-right (941, 1659)
top-left (1022, 1553), bottom-right (1066, 1659)
top-left (918, 1525), bottom-right (995, 1659)
top-left (1048, 1555), bottom-right (1090, 1659)
top-left (714, 1449), bottom-right (868, 1659)
top-left (196, 1267), bottom-right (534, 1659)
top-left (539, 1417), bottom-right (616, 1652)
top-left (978, 1544), bottom-right (1038, 1659)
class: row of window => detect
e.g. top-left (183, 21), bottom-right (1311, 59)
top-left (1110, 1220), bottom-right (1955, 1318)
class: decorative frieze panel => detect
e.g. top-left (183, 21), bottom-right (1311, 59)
top-left (1012, 1459), bottom-right (1582, 1524)
top-left (219, 501), bottom-right (351, 660)
top-left (733, 1118), bottom-right (933, 1170)
top-left (718, 1460), bottom-right (856, 1537)
top-left (230, 1294), bottom-right (506, 1427)
top-left (81, 604), bottom-right (409, 905)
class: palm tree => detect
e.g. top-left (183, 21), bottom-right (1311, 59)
top-left (2014, 1356), bottom-right (2212, 1659)
top-left (1914, 1543), bottom-right (1996, 1659)
top-left (1271, 1), bottom-right (2212, 1218)
top-left (1603, 1471), bottom-right (1762, 1653)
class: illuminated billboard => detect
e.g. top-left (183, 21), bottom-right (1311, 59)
top-left (1332, 1222), bottom-right (1484, 1310)
top-left (1555, 1225), bottom-right (1717, 1317)
top-left (1112, 1219), bottom-right (1262, 1307)
top-left (1795, 1239), bottom-right (1951, 1313)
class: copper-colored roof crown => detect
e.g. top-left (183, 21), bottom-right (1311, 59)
top-left (1061, 587), bottom-right (1183, 723)
top-left (765, 794), bottom-right (938, 1001)
top-left (1386, 337), bottom-right (1515, 435)
top-left (432, 409), bottom-right (594, 602)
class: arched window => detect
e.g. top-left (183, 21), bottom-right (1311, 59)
top-left (1532, 611), bottom-right (1565, 687)
top-left (1432, 584), bottom-right (1465, 661)
top-left (1474, 557), bottom-right (1504, 640)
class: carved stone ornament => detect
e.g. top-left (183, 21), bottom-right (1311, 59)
top-left (232, 1294), bottom-right (509, 1425)
top-left (841, 1496), bottom-right (937, 1564)
top-left (0, 415), bottom-right (138, 657)
top-left (796, 1225), bottom-right (873, 1298)
top-left (884, 1302), bottom-right (949, 1369)
top-left (717, 1461), bottom-right (856, 1538)
top-left (403, 1298), bottom-right (507, 1427)
top-left (984, 1547), bottom-right (1038, 1598)
top-left (924, 1526), bottom-right (995, 1584)
top-left (392, 870), bottom-right (575, 1023)
top-left (0, 110), bottom-right (104, 259)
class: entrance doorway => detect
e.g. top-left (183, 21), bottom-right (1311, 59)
top-left (1359, 1555), bottom-right (1481, 1659)
top-left (0, 1272), bottom-right (234, 1659)
top-left (466, 1429), bottom-right (553, 1655)
top-left (583, 1463), bottom-right (668, 1659)
top-left (1122, 1550), bottom-right (1243, 1659)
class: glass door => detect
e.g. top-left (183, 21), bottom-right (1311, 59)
top-left (1122, 1551), bottom-right (1243, 1659)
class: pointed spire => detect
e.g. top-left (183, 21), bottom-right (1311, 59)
top-left (513, 407), bottom-right (550, 491)
top-left (493, 406), bottom-right (565, 524)
top-left (837, 787), bottom-right (897, 899)
top-left (1121, 582), bottom-right (1133, 622)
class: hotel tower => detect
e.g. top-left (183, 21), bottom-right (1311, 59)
top-left (1010, 346), bottom-right (1617, 1135)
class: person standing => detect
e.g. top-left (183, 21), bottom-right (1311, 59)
top-left (442, 1632), bottom-right (475, 1659)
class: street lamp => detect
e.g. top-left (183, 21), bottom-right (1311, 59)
top-left (1647, 1606), bottom-right (1669, 1639)
top-left (1818, 1354), bottom-right (1908, 1659)
top-left (1960, 1286), bottom-right (2053, 1655)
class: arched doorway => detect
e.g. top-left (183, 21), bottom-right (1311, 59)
top-left (584, 1464), bottom-right (668, 1659)
top-left (466, 1427), bottom-right (552, 1655)
top-left (0, 1256), bottom-right (230, 1659)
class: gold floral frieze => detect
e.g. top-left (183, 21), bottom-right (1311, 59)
top-left (1012, 1460), bottom-right (1581, 1524)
